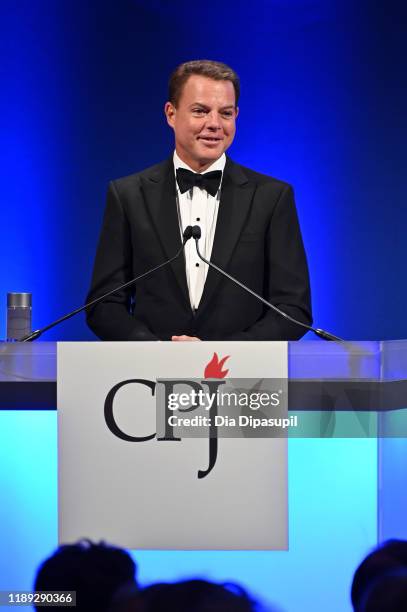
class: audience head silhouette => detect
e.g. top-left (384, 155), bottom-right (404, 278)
top-left (351, 539), bottom-right (407, 611)
top-left (34, 539), bottom-right (138, 611)
top-left (110, 578), bottom-right (274, 612)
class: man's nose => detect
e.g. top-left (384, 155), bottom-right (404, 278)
top-left (205, 111), bottom-right (222, 130)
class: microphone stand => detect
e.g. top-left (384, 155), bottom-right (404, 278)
top-left (192, 226), bottom-right (342, 342)
top-left (20, 227), bottom-right (194, 342)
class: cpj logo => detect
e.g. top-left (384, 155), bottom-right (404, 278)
top-left (104, 353), bottom-right (288, 479)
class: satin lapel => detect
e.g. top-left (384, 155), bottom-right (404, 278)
top-left (141, 158), bottom-right (190, 305)
top-left (196, 159), bottom-right (255, 317)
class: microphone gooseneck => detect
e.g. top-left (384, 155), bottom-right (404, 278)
top-left (191, 225), bottom-right (342, 342)
top-left (20, 226), bottom-right (195, 342)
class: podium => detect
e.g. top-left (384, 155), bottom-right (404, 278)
top-left (56, 341), bottom-right (289, 549)
top-left (1, 340), bottom-right (407, 608)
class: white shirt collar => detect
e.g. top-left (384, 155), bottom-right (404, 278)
top-left (173, 150), bottom-right (226, 175)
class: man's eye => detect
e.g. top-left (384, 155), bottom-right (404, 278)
top-left (221, 111), bottom-right (234, 118)
top-left (192, 109), bottom-right (206, 115)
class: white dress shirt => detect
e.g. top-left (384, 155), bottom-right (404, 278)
top-left (173, 151), bottom-right (226, 310)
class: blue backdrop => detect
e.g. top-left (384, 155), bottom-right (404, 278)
top-left (1, 1), bottom-right (406, 610)
top-left (2, 0), bottom-right (406, 341)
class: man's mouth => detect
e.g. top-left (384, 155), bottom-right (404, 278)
top-left (198, 136), bottom-right (222, 142)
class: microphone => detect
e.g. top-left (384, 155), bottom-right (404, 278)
top-left (20, 226), bottom-right (194, 342)
top-left (191, 225), bottom-right (342, 342)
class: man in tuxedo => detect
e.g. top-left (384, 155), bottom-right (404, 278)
top-left (86, 60), bottom-right (312, 341)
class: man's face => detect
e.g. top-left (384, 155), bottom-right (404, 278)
top-left (165, 75), bottom-right (238, 172)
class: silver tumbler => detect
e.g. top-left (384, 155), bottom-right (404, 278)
top-left (6, 292), bottom-right (32, 341)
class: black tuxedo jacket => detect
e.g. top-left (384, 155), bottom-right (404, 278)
top-left (86, 157), bottom-right (312, 341)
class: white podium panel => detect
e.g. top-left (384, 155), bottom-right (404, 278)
top-left (57, 341), bottom-right (288, 550)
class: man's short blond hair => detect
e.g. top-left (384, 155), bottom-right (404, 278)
top-left (168, 60), bottom-right (240, 107)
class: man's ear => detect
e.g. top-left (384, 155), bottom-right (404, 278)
top-left (235, 106), bottom-right (239, 119)
top-left (164, 102), bottom-right (176, 127)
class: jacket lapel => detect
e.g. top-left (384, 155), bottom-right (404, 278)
top-left (141, 158), bottom-right (190, 306)
top-left (196, 158), bottom-right (255, 318)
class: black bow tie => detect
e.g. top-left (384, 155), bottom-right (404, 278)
top-left (176, 168), bottom-right (222, 197)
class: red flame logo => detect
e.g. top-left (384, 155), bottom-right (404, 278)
top-left (204, 353), bottom-right (230, 378)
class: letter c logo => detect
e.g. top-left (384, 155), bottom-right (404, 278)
top-left (104, 379), bottom-right (156, 442)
